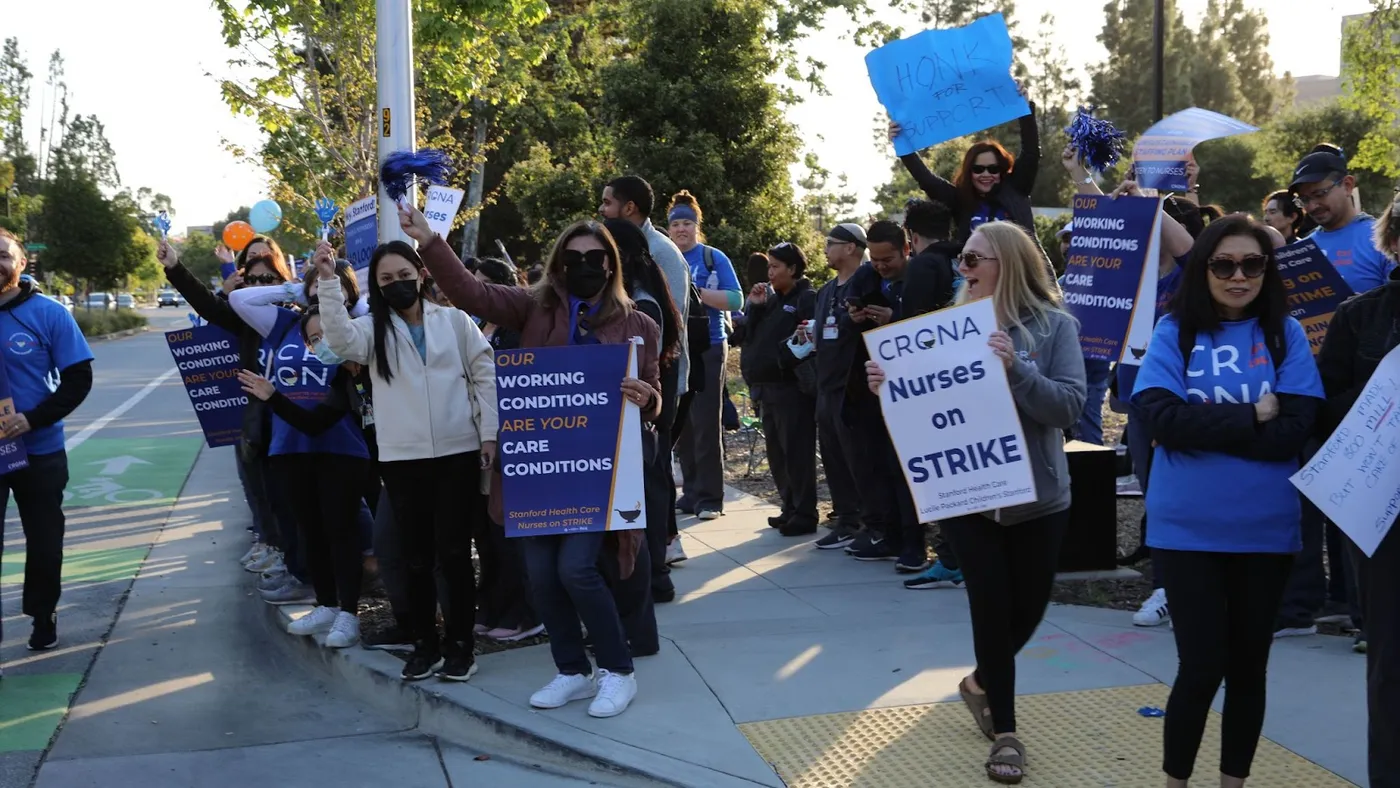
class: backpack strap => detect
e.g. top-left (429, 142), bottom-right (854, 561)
top-left (701, 244), bottom-right (715, 273)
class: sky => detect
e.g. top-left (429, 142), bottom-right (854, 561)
top-left (5, 0), bottom-right (1377, 227)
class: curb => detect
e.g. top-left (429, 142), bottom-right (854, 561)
top-left (85, 326), bottom-right (149, 343)
top-left (265, 603), bottom-right (771, 788)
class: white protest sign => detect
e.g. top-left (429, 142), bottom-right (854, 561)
top-left (863, 298), bottom-right (1037, 522)
top-left (1291, 344), bottom-right (1400, 557)
top-left (423, 185), bottom-right (465, 239)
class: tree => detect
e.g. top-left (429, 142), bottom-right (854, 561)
top-left (175, 230), bottom-right (223, 284)
top-left (1023, 12), bottom-right (1081, 206)
top-left (1252, 100), bottom-right (1398, 215)
top-left (1089, 0), bottom-right (1196, 137)
top-left (50, 114), bottom-right (119, 189)
top-left (797, 153), bottom-right (859, 232)
top-left (39, 167), bottom-right (142, 289)
top-left (1191, 137), bottom-right (1271, 214)
top-left (1340, 1), bottom-right (1400, 175)
top-left (37, 50), bottom-right (67, 181)
top-left (0, 38), bottom-right (32, 159)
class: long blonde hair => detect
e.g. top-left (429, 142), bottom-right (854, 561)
top-left (955, 221), bottom-right (1064, 349)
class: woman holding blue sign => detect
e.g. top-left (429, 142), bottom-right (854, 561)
top-left (866, 220), bottom-right (1085, 784)
top-left (407, 201), bottom-right (662, 720)
top-left (1131, 216), bottom-right (1324, 788)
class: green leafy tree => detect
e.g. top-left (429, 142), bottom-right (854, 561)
top-left (1252, 100), bottom-right (1398, 215)
top-left (1190, 137), bottom-right (1272, 214)
top-left (40, 167), bottom-right (141, 289)
top-left (175, 229), bottom-right (223, 284)
top-left (1089, 0), bottom-right (1197, 137)
top-left (1340, 2), bottom-right (1400, 175)
top-left (1, 38), bottom-right (32, 159)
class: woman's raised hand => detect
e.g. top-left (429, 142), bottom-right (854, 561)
top-left (888, 120), bottom-right (903, 143)
top-left (157, 239), bottom-right (179, 270)
top-left (312, 241), bottom-right (337, 280)
top-left (397, 202), bottom-right (435, 245)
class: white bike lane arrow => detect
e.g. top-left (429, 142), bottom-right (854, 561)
top-left (89, 456), bottom-right (152, 476)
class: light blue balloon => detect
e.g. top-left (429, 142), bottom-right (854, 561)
top-left (249, 200), bottom-right (283, 233)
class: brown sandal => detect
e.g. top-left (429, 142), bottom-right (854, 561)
top-left (959, 676), bottom-right (995, 741)
top-left (985, 735), bottom-right (1026, 785)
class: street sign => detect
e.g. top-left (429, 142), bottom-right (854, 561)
top-left (24, 243), bottom-right (46, 252)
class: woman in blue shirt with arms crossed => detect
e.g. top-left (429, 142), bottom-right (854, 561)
top-left (1132, 215), bottom-right (1324, 788)
top-left (667, 191), bottom-right (741, 522)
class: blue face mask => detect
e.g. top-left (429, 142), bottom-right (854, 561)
top-left (312, 339), bottom-right (343, 366)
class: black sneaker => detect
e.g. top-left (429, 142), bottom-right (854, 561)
top-left (850, 536), bottom-right (898, 561)
top-left (844, 531), bottom-right (876, 555)
top-left (814, 526), bottom-right (857, 550)
top-left (653, 586), bottom-right (676, 604)
top-left (779, 520), bottom-right (817, 537)
top-left (402, 644), bottom-right (444, 681)
top-left (362, 624), bottom-right (415, 651)
top-left (767, 514), bottom-right (790, 529)
top-left (895, 548), bottom-right (931, 574)
top-left (437, 642), bottom-right (478, 682)
top-left (28, 614), bottom-right (57, 651)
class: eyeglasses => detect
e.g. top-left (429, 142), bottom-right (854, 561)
top-left (563, 249), bottom-right (609, 269)
top-left (1207, 254), bottom-right (1269, 280)
top-left (957, 252), bottom-right (998, 269)
top-left (243, 273), bottom-right (281, 285)
top-left (970, 164), bottom-right (1002, 175)
top-left (1293, 180), bottom-right (1340, 209)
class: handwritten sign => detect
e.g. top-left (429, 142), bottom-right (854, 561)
top-left (1061, 195), bottom-right (1163, 363)
top-left (0, 358), bottom-right (29, 474)
top-left (867, 14), bottom-right (1030, 157)
top-left (424, 185), bottom-right (465, 240)
top-left (1277, 238), bottom-right (1355, 356)
top-left (1132, 108), bottom-right (1258, 191)
top-left (1292, 344), bottom-right (1400, 557)
top-left (344, 195), bottom-right (378, 292)
top-left (166, 325), bottom-right (245, 448)
top-left (864, 298), bottom-right (1036, 521)
top-left (497, 343), bottom-right (646, 537)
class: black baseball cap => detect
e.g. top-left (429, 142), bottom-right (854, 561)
top-left (1289, 151), bottom-right (1349, 190)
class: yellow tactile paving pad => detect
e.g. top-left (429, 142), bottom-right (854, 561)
top-left (738, 684), bottom-right (1355, 787)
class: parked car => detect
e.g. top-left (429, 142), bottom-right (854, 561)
top-left (48, 294), bottom-right (73, 312)
top-left (84, 293), bottom-right (115, 310)
top-left (116, 293), bottom-right (136, 310)
top-left (157, 289), bottom-right (184, 308)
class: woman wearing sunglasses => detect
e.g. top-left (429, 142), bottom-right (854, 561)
top-left (866, 220), bottom-right (1086, 784)
top-left (1132, 215), bottom-right (1323, 788)
top-left (408, 203), bottom-right (662, 720)
top-left (887, 92), bottom-right (1040, 247)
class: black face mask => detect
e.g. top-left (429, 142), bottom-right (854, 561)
top-left (381, 279), bottom-right (420, 311)
top-left (564, 249), bottom-right (609, 300)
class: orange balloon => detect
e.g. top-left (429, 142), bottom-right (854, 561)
top-left (222, 221), bottom-right (256, 252)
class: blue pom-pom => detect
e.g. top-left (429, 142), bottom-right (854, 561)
top-left (379, 149), bottom-right (454, 203)
top-left (1065, 107), bottom-right (1126, 174)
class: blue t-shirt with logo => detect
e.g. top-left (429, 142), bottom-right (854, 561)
top-left (265, 309), bottom-right (368, 459)
top-left (1308, 214), bottom-right (1393, 294)
top-left (0, 290), bottom-right (94, 455)
top-left (683, 244), bottom-right (741, 345)
top-left (1132, 315), bottom-right (1323, 553)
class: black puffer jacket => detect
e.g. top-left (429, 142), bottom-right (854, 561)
top-left (1317, 267), bottom-right (1400, 435)
top-left (740, 279), bottom-right (815, 386)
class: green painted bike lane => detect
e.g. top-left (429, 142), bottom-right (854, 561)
top-left (0, 436), bottom-right (204, 755)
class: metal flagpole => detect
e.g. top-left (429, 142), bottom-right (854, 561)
top-left (376, 0), bottom-right (416, 244)
top-left (1152, 0), bottom-right (1165, 123)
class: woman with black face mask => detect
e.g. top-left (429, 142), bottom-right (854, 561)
top-left (316, 239), bottom-right (499, 685)
top-left (408, 202), bottom-right (663, 720)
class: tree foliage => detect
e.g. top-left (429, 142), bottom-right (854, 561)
top-left (0, 38), bottom-right (31, 159)
top-left (1340, 1), bottom-right (1400, 175)
top-left (1253, 101), bottom-right (1398, 215)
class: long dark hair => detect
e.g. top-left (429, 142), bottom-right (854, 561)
top-left (604, 218), bottom-right (681, 365)
top-left (536, 221), bottom-right (631, 329)
top-left (368, 240), bottom-right (429, 384)
top-left (304, 259), bottom-right (361, 307)
top-left (475, 257), bottom-right (520, 286)
top-left (237, 235), bottom-right (293, 281)
top-left (954, 140), bottom-right (1014, 207)
top-left (1169, 214), bottom-right (1288, 359)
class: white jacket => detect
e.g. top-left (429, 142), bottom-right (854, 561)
top-left (318, 275), bottom-right (498, 462)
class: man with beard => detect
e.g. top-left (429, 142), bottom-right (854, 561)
top-left (0, 229), bottom-right (94, 658)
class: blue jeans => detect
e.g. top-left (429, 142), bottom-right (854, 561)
top-left (522, 531), bottom-right (632, 675)
top-left (1074, 359), bottom-right (1113, 445)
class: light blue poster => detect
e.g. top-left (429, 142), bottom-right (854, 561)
top-left (1133, 108), bottom-right (1258, 191)
top-left (497, 343), bottom-right (647, 537)
top-left (866, 13), bottom-right (1030, 157)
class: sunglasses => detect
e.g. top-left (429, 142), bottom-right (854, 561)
top-left (970, 164), bottom-right (1002, 175)
top-left (1207, 254), bottom-right (1269, 280)
top-left (563, 248), bottom-right (610, 269)
top-left (956, 252), bottom-right (997, 269)
top-left (243, 273), bottom-right (282, 285)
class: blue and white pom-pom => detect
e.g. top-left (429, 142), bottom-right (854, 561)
top-left (379, 149), bottom-right (454, 204)
top-left (1065, 107), bottom-right (1126, 174)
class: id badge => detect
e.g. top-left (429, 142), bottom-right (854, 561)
top-left (822, 316), bottom-right (838, 341)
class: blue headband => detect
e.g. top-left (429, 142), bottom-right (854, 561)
top-left (668, 205), bottom-right (698, 224)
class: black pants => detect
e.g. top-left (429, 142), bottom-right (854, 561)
top-left (843, 399), bottom-right (921, 553)
top-left (943, 509), bottom-right (1069, 733)
top-left (0, 450), bottom-right (69, 644)
top-left (815, 390), bottom-right (861, 528)
top-left (273, 453), bottom-right (368, 614)
top-left (677, 343), bottom-right (727, 513)
top-left (604, 523), bottom-right (658, 656)
top-left (1278, 439), bottom-right (1356, 628)
top-left (759, 383), bottom-right (818, 528)
top-left (372, 492), bottom-right (452, 631)
top-left (474, 504), bottom-right (536, 632)
top-left (1345, 533), bottom-right (1400, 787)
top-left (1156, 549), bottom-right (1293, 780)
top-left (380, 451), bottom-right (480, 651)
top-left (644, 411), bottom-right (676, 598)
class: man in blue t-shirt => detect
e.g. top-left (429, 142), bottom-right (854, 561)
top-left (0, 229), bottom-right (94, 654)
top-left (1291, 148), bottom-right (1395, 294)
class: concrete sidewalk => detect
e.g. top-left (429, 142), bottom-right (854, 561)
top-left (270, 484), bottom-right (1369, 787)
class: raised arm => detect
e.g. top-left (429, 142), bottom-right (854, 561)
top-left (311, 243), bottom-right (374, 365)
top-left (229, 283), bottom-right (301, 338)
top-left (157, 240), bottom-right (248, 335)
top-left (398, 204), bottom-right (534, 331)
top-left (1008, 103), bottom-right (1040, 196)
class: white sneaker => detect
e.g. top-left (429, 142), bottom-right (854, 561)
top-left (1133, 588), bottom-right (1170, 627)
top-left (240, 543), bottom-right (266, 565)
top-left (324, 612), bottom-right (360, 648)
top-left (588, 669), bottom-right (637, 718)
top-left (665, 537), bottom-right (688, 566)
top-left (696, 509), bottom-right (722, 521)
top-left (1274, 625), bottom-right (1318, 639)
top-left (287, 605), bottom-right (340, 636)
top-left (529, 673), bottom-right (597, 709)
top-left (257, 568), bottom-right (289, 592)
top-left (245, 550), bottom-right (283, 574)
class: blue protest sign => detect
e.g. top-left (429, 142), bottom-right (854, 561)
top-left (867, 14), bottom-right (1030, 157)
top-left (344, 195), bottom-right (378, 283)
top-left (497, 343), bottom-right (647, 538)
top-left (166, 325), bottom-right (246, 448)
top-left (1133, 108), bottom-right (1258, 191)
top-left (0, 359), bottom-right (30, 474)
top-left (1277, 238), bottom-right (1355, 355)
top-left (1061, 195), bottom-right (1163, 363)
